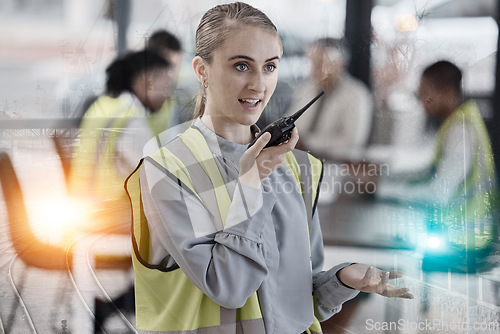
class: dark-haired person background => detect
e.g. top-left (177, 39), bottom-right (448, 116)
top-left (68, 49), bottom-right (171, 233)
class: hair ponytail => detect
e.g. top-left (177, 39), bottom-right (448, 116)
top-left (193, 86), bottom-right (207, 119)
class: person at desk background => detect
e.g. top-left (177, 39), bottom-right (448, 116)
top-left (377, 60), bottom-right (498, 251)
top-left (288, 37), bottom-right (374, 162)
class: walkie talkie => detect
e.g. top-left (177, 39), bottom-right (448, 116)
top-left (248, 90), bottom-right (325, 149)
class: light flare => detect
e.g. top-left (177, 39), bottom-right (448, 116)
top-left (426, 236), bottom-right (442, 249)
top-left (395, 13), bottom-right (419, 32)
top-left (28, 196), bottom-right (91, 247)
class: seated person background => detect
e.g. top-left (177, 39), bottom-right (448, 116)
top-left (377, 60), bottom-right (498, 253)
top-left (287, 37), bottom-right (374, 162)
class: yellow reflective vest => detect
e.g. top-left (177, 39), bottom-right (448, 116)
top-left (69, 94), bottom-right (175, 231)
top-left (125, 126), bottom-right (324, 333)
top-left (69, 95), bottom-right (139, 201)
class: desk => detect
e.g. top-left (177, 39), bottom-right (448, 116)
top-left (317, 192), bottom-right (500, 333)
top-left (318, 192), bottom-right (424, 250)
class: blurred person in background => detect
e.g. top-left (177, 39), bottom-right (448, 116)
top-left (68, 49), bottom-right (171, 233)
top-left (68, 49), bottom-right (172, 330)
top-left (54, 30), bottom-right (184, 180)
top-left (144, 29), bottom-right (186, 135)
top-left (287, 37), bottom-right (374, 204)
top-left (288, 37), bottom-right (374, 162)
top-left (377, 60), bottom-right (498, 255)
top-left (58, 29), bottom-right (183, 122)
top-left (68, 29), bottom-right (183, 215)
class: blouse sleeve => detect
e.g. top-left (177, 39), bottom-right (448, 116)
top-left (310, 208), bottom-right (360, 321)
top-left (140, 159), bottom-right (274, 309)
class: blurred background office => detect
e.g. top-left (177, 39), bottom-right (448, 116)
top-left (0, 0), bottom-right (499, 333)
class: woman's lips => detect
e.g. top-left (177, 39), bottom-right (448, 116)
top-left (238, 98), bottom-right (261, 108)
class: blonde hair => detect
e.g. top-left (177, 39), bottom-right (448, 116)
top-left (193, 2), bottom-right (281, 119)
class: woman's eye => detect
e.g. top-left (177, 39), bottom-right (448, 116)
top-left (265, 64), bottom-right (276, 72)
top-left (235, 63), bottom-right (248, 71)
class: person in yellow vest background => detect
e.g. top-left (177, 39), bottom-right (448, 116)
top-left (68, 32), bottom-right (184, 329)
top-left (125, 3), bottom-right (414, 334)
top-left (377, 60), bottom-right (498, 260)
top-left (69, 49), bottom-right (171, 234)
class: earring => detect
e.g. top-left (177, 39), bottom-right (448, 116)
top-left (203, 81), bottom-right (208, 89)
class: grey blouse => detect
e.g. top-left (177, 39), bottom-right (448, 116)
top-left (140, 118), bottom-right (359, 333)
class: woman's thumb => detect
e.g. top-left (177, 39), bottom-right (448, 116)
top-left (247, 132), bottom-right (271, 156)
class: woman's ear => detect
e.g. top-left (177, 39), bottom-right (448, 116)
top-left (192, 56), bottom-right (207, 84)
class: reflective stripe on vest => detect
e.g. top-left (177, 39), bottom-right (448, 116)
top-left (284, 151), bottom-right (323, 334)
top-left (125, 126), bottom-right (324, 333)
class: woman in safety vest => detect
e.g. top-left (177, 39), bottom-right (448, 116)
top-left (69, 50), bottom-right (171, 232)
top-left (126, 2), bottom-right (413, 334)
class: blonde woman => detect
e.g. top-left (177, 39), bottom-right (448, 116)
top-left (126, 2), bottom-right (413, 333)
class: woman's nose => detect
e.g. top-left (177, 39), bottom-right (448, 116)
top-left (248, 72), bottom-right (265, 93)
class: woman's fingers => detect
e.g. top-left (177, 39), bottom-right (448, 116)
top-left (338, 264), bottom-right (413, 300)
top-left (360, 266), bottom-right (374, 288)
top-left (246, 132), bottom-right (271, 158)
top-left (239, 127), bottom-right (301, 184)
top-left (286, 127), bottom-right (299, 149)
top-left (272, 127), bottom-right (299, 155)
top-left (388, 270), bottom-right (404, 279)
top-left (381, 286), bottom-right (414, 299)
top-left (358, 267), bottom-right (413, 299)
top-left (377, 271), bottom-right (389, 294)
top-left (394, 287), bottom-right (414, 299)
top-left (248, 127), bottom-right (299, 158)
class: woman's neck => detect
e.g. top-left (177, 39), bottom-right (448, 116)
top-left (200, 115), bottom-right (254, 145)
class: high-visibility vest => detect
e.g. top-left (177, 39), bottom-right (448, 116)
top-left (429, 100), bottom-right (498, 250)
top-left (125, 126), bottom-right (324, 333)
top-left (148, 98), bottom-right (175, 137)
top-left (69, 95), bottom-right (143, 202)
top-left (70, 94), bottom-right (175, 200)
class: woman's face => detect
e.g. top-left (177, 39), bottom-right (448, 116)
top-left (202, 26), bottom-right (282, 127)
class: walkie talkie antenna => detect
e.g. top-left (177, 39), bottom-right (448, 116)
top-left (289, 90), bottom-right (325, 122)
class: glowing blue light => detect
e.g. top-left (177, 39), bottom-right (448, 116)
top-left (427, 236), bottom-right (442, 249)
